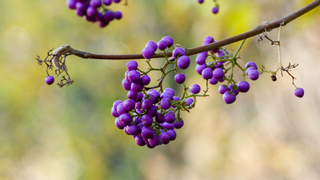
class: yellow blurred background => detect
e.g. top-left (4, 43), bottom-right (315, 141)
top-left (0, 0), bottom-right (320, 179)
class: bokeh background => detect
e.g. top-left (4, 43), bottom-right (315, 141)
top-left (0, 0), bottom-right (320, 179)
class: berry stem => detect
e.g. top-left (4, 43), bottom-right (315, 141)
top-left (38, 0), bottom-right (320, 61)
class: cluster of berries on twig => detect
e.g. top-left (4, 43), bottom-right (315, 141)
top-left (66, 0), bottom-right (124, 28)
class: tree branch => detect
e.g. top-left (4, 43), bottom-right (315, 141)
top-left (58, 0), bottom-right (320, 60)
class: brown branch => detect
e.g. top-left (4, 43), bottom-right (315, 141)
top-left (59, 0), bottom-right (320, 60)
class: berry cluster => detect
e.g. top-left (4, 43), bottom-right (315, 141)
top-left (66, 0), bottom-right (123, 28)
top-left (108, 35), bottom-right (306, 148)
top-left (111, 36), bottom-right (205, 148)
top-left (194, 36), bottom-right (259, 104)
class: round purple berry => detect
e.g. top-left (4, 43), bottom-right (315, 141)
top-left (198, 0), bottom-right (204, 4)
top-left (126, 61), bottom-right (138, 71)
top-left (135, 135), bottom-right (146, 146)
top-left (212, 6), bottom-right (219, 14)
top-left (203, 36), bottom-right (214, 43)
top-left (172, 47), bottom-right (186, 59)
top-left (237, 81), bottom-right (250, 93)
top-left (146, 41), bottom-right (158, 52)
top-left (141, 75), bottom-right (151, 85)
top-left (142, 46), bottom-right (154, 59)
top-left (123, 99), bottom-right (135, 111)
top-left (223, 91), bottom-right (236, 104)
top-left (127, 70), bottom-right (140, 83)
top-left (196, 54), bottom-right (206, 65)
top-left (245, 61), bottom-right (258, 70)
top-left (160, 98), bottom-right (171, 109)
top-left (212, 68), bottom-right (224, 80)
top-left (164, 111), bottom-right (176, 123)
top-left (45, 76), bottom-right (55, 85)
top-left (209, 77), bottom-right (219, 85)
top-left (190, 84), bottom-right (201, 94)
top-left (248, 70), bottom-right (259, 81)
top-left (294, 88), bottom-right (304, 98)
top-left (114, 11), bottom-right (122, 20)
top-left (157, 40), bottom-right (167, 50)
top-left (218, 85), bottom-right (228, 94)
top-left (174, 73), bottom-right (186, 84)
top-left (161, 36), bottom-right (174, 48)
top-left (202, 68), bottom-right (213, 79)
top-left (177, 55), bottom-right (190, 69)
top-left (66, 0), bottom-right (77, 9)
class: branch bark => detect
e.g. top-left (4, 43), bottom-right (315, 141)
top-left (67, 0), bottom-right (320, 60)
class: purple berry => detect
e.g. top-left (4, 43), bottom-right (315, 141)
top-left (123, 99), bottom-right (135, 111)
top-left (203, 36), bottom-right (214, 43)
top-left (135, 135), bottom-right (146, 146)
top-left (156, 113), bottom-right (165, 123)
top-left (111, 107), bottom-right (119, 117)
top-left (123, 78), bottom-right (132, 91)
top-left (185, 98), bottom-right (194, 108)
top-left (126, 61), bottom-right (138, 71)
top-left (164, 88), bottom-right (175, 96)
top-left (196, 54), bottom-right (206, 65)
top-left (294, 88), bottom-right (304, 98)
top-left (45, 76), bottom-right (54, 85)
top-left (198, 0), bottom-right (204, 4)
top-left (127, 90), bottom-right (137, 100)
top-left (142, 46), bottom-right (154, 59)
top-left (160, 131), bottom-right (171, 143)
top-left (66, 0), bottom-right (77, 9)
top-left (177, 55), bottom-right (190, 69)
top-left (104, 10), bottom-right (114, 21)
top-left (209, 77), bottom-right (219, 85)
top-left (174, 73), bottom-right (186, 84)
top-left (119, 113), bottom-right (132, 125)
top-left (248, 70), bottom-right (259, 81)
top-left (90, 0), bottom-right (101, 8)
top-left (190, 84), bottom-right (201, 94)
top-left (114, 11), bottom-right (122, 20)
top-left (126, 124), bottom-right (139, 135)
top-left (223, 91), bottom-right (236, 104)
top-left (142, 99), bottom-right (153, 110)
top-left (245, 61), bottom-right (258, 70)
top-left (131, 82), bottom-right (143, 92)
top-left (212, 68), bottom-right (224, 80)
top-left (142, 114), bottom-right (153, 126)
top-left (202, 68), bottom-right (213, 79)
top-left (160, 92), bottom-right (173, 100)
top-left (157, 40), bottom-right (167, 50)
top-left (113, 0), bottom-right (121, 3)
top-left (148, 134), bottom-right (161, 147)
top-left (237, 81), bottom-right (250, 93)
top-left (174, 120), bottom-right (184, 129)
top-left (172, 47), bottom-right (186, 59)
top-left (218, 85), bottom-right (228, 94)
top-left (212, 6), bottom-right (219, 14)
top-left (146, 41), bottom-right (158, 52)
top-left (160, 98), bottom-right (171, 109)
top-left (127, 70), bottom-right (140, 83)
top-left (103, 0), bottom-right (112, 6)
top-left (162, 122), bottom-right (175, 130)
top-left (161, 36), bottom-right (174, 48)
top-left (164, 111), bottom-right (176, 123)
top-left (115, 118), bottom-right (125, 129)
top-left (141, 75), bottom-right (151, 85)
top-left (167, 130), bottom-right (177, 140)
top-left (141, 127), bottom-right (154, 139)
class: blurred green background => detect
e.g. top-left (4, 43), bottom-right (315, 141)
top-left (0, 0), bottom-right (320, 179)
